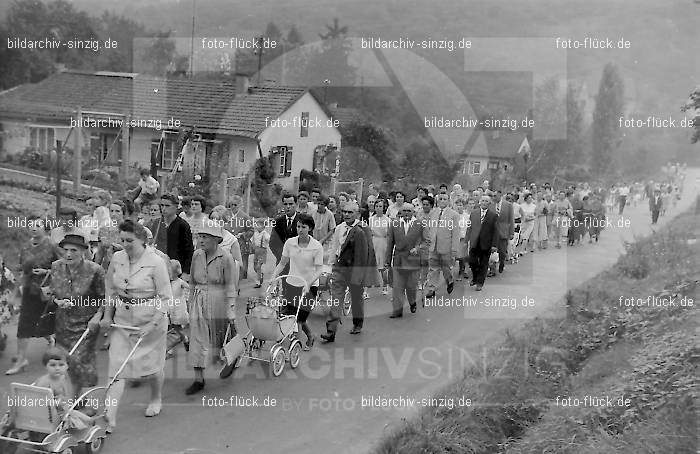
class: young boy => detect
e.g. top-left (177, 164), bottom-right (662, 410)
top-left (34, 347), bottom-right (94, 429)
top-left (251, 219), bottom-right (270, 288)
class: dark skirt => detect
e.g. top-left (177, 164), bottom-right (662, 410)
top-left (281, 283), bottom-right (318, 324)
top-left (16, 284), bottom-right (52, 338)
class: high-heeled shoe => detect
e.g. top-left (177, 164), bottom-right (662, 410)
top-left (5, 359), bottom-right (28, 375)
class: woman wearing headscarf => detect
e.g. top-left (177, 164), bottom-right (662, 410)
top-left (102, 220), bottom-right (172, 430)
top-left (185, 222), bottom-right (237, 395)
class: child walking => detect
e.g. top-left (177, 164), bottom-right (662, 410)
top-left (166, 260), bottom-right (189, 359)
top-left (251, 219), bottom-right (270, 289)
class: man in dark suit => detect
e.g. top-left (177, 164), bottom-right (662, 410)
top-left (649, 189), bottom-right (663, 224)
top-left (270, 193), bottom-right (299, 267)
top-left (321, 201), bottom-right (375, 342)
top-left (492, 190), bottom-right (514, 274)
top-left (467, 195), bottom-right (499, 291)
top-left (385, 203), bottom-right (424, 317)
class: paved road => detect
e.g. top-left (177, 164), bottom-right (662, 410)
top-left (0, 171), bottom-right (697, 454)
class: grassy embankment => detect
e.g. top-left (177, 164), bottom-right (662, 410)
top-left (0, 184), bottom-right (87, 270)
top-left (375, 202), bottom-right (699, 454)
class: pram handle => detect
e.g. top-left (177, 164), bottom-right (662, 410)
top-left (266, 274), bottom-right (309, 292)
top-left (265, 274), bottom-right (309, 320)
top-left (110, 323), bottom-right (140, 331)
top-left (105, 336), bottom-right (143, 389)
top-left (69, 328), bottom-right (92, 356)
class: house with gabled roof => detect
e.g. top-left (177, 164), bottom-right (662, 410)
top-left (0, 69), bottom-right (341, 199)
top-left (457, 129), bottom-right (530, 176)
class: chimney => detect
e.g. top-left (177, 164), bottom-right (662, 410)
top-left (235, 74), bottom-right (250, 96)
top-left (329, 102), bottom-right (338, 110)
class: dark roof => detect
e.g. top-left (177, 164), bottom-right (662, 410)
top-left (0, 70), bottom-right (311, 138)
top-left (328, 106), bottom-right (364, 129)
top-left (457, 130), bottom-right (528, 163)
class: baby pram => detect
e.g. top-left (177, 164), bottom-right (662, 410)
top-left (0, 324), bottom-right (142, 454)
top-left (238, 275), bottom-right (306, 378)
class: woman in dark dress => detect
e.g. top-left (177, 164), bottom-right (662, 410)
top-left (6, 218), bottom-right (61, 375)
top-left (51, 234), bottom-right (105, 397)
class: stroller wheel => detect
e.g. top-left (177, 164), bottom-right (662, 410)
top-left (85, 436), bottom-right (105, 453)
top-left (288, 340), bottom-right (302, 369)
top-left (269, 346), bottom-right (285, 377)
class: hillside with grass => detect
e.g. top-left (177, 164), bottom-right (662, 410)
top-left (373, 200), bottom-right (699, 453)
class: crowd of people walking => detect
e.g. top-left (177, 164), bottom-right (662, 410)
top-left (0, 161), bottom-right (687, 430)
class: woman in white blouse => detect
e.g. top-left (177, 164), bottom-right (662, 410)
top-left (101, 220), bottom-right (172, 431)
top-left (270, 214), bottom-right (324, 351)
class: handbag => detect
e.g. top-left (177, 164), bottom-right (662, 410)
top-left (219, 322), bottom-right (245, 379)
top-left (36, 273), bottom-right (55, 337)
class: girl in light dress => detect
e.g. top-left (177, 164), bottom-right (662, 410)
top-left (517, 193), bottom-right (537, 255)
top-left (369, 199), bottom-right (391, 294)
top-left (166, 260), bottom-right (189, 359)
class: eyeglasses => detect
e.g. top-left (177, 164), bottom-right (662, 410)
top-left (341, 210), bottom-right (355, 214)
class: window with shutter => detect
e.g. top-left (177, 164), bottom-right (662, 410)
top-left (284, 150), bottom-right (292, 176)
top-left (300, 112), bottom-right (309, 137)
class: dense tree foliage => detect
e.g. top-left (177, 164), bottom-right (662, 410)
top-left (591, 63), bottom-right (625, 175)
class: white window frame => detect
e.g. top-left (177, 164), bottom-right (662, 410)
top-left (469, 161), bottom-right (481, 175)
top-left (29, 127), bottom-right (54, 153)
top-left (277, 146), bottom-right (292, 177)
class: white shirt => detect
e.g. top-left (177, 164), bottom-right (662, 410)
top-left (251, 230), bottom-right (270, 249)
top-left (138, 176), bottom-right (160, 195)
top-left (401, 217), bottom-right (414, 235)
top-left (618, 186), bottom-right (630, 196)
top-left (332, 219), bottom-right (359, 258)
top-left (282, 236), bottom-right (324, 287)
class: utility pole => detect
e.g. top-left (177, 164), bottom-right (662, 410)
top-left (73, 107), bottom-right (82, 191)
top-left (255, 35), bottom-right (264, 85)
top-left (55, 140), bottom-right (62, 218)
top-left (120, 113), bottom-right (130, 183)
top-left (189, 0), bottom-right (196, 78)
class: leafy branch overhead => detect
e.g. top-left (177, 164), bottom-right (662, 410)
top-left (680, 86), bottom-right (699, 144)
top-left (319, 18), bottom-right (348, 40)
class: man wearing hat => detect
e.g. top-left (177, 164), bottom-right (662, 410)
top-left (50, 208), bottom-right (93, 258)
top-left (649, 189), bottom-right (663, 224)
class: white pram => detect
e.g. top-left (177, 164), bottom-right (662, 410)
top-left (238, 275), bottom-right (305, 377)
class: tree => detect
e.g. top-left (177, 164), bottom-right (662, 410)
top-left (319, 18), bottom-right (348, 40)
top-left (680, 86), bottom-right (699, 144)
top-left (591, 63), bottom-right (624, 175)
top-left (342, 122), bottom-right (398, 182)
top-left (133, 31), bottom-right (179, 76)
top-left (286, 25), bottom-right (304, 47)
top-left (0, 0), bottom-right (96, 88)
top-left (566, 82), bottom-right (586, 165)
